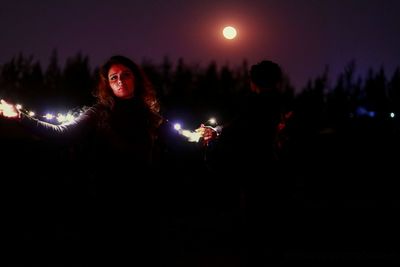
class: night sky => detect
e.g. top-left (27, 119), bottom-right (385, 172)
top-left (1, 0), bottom-right (400, 90)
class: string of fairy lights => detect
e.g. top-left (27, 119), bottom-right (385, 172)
top-left (172, 117), bottom-right (219, 143)
top-left (0, 100), bottom-right (79, 124)
top-left (0, 98), bottom-right (219, 143)
top-left (3, 98), bottom-right (397, 144)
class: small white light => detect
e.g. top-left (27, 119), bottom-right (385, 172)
top-left (174, 123), bottom-right (182, 131)
top-left (57, 113), bottom-right (66, 123)
top-left (390, 112), bottom-right (395, 118)
top-left (181, 130), bottom-right (201, 142)
top-left (65, 114), bottom-right (75, 122)
top-left (208, 117), bottom-right (217, 125)
top-left (44, 113), bottom-right (54, 120)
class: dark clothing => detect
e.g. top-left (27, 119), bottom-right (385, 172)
top-left (206, 91), bottom-right (285, 179)
top-left (202, 92), bottom-right (282, 208)
top-left (204, 91), bottom-right (290, 265)
top-left (203, 91), bottom-right (292, 216)
top-left (18, 98), bottom-right (163, 264)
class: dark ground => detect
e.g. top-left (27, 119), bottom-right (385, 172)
top-left (2, 118), bottom-right (400, 266)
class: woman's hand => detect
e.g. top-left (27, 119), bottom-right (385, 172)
top-left (195, 124), bottom-right (218, 145)
top-left (0, 99), bottom-right (20, 118)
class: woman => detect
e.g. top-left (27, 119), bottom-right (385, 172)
top-left (1, 55), bottom-right (165, 261)
top-left (1, 55), bottom-right (163, 162)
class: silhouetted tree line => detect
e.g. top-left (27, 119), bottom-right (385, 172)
top-left (0, 51), bottom-right (94, 114)
top-left (292, 60), bottom-right (400, 136)
top-left (1, 52), bottom-right (400, 131)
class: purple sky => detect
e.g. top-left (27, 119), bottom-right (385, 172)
top-left (1, 0), bottom-right (400, 90)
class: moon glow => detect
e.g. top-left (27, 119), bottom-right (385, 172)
top-left (223, 26), bottom-right (237, 39)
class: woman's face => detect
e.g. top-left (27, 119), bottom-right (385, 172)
top-left (108, 64), bottom-right (135, 99)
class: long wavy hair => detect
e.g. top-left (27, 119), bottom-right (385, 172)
top-left (94, 55), bottom-right (163, 134)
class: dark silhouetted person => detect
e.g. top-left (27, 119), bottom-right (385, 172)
top-left (196, 60), bottom-right (292, 266)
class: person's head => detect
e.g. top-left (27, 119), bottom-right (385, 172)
top-left (249, 60), bottom-right (283, 93)
top-left (95, 55), bottom-right (159, 113)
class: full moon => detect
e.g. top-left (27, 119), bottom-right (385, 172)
top-left (223, 26), bottom-right (237, 40)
